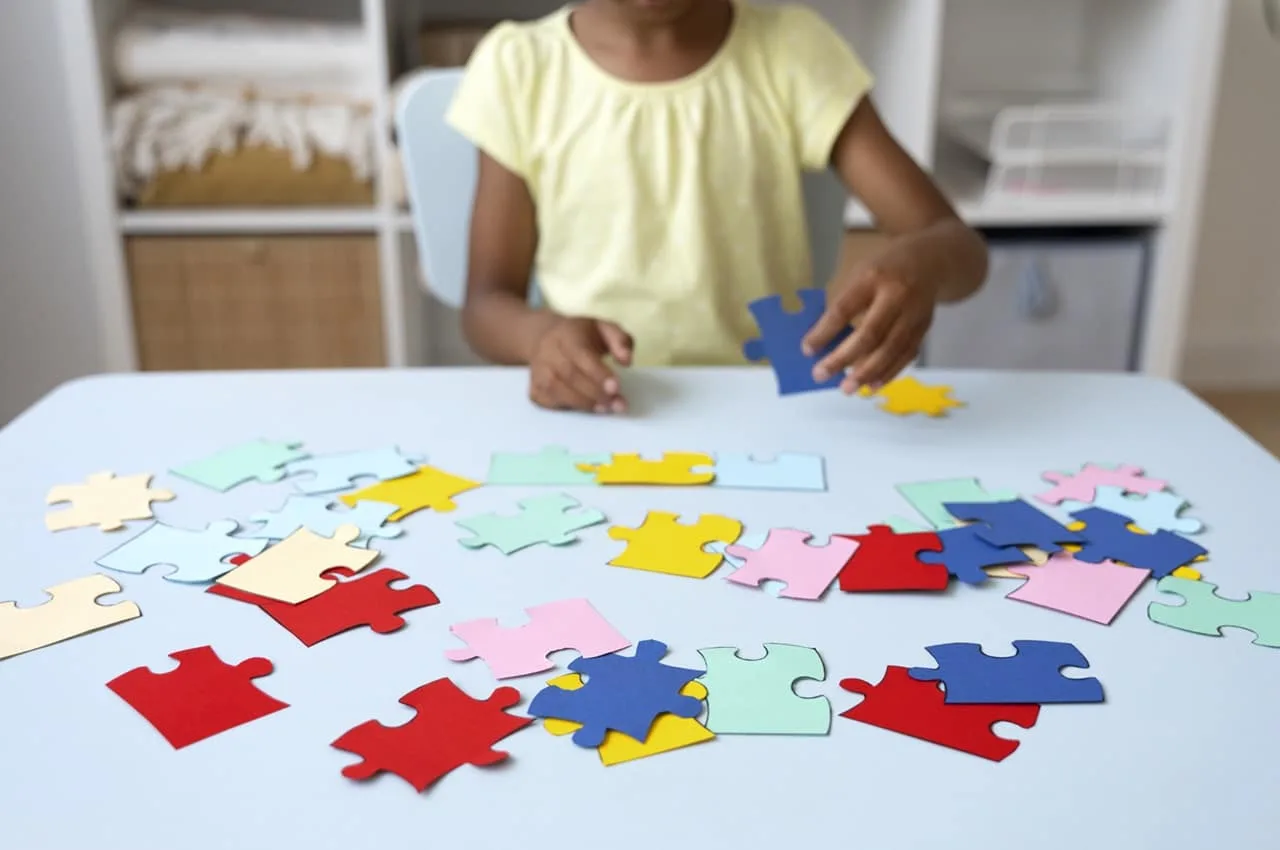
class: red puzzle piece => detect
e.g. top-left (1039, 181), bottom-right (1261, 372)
top-left (332, 677), bottom-right (532, 792)
top-left (106, 645), bottom-right (289, 749)
top-left (208, 565), bottom-right (439, 647)
top-left (837, 526), bottom-right (948, 592)
top-left (839, 666), bottom-right (1039, 762)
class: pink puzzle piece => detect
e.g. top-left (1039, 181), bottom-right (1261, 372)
top-left (444, 598), bottom-right (631, 679)
top-left (1006, 553), bottom-right (1151, 625)
top-left (1035, 464), bottom-right (1167, 506)
top-left (725, 528), bottom-right (857, 601)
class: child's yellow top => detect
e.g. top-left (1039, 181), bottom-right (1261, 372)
top-left (447, 2), bottom-right (873, 366)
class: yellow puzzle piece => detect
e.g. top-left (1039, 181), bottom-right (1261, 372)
top-left (339, 465), bottom-right (480, 521)
top-left (0, 574), bottom-right (141, 660)
top-left (45, 471), bottom-right (175, 532)
top-left (607, 511), bottom-right (743, 579)
top-left (542, 675), bottom-right (714, 765)
top-left (858, 377), bottom-right (964, 418)
top-left (215, 524), bottom-right (379, 604)
top-left (578, 453), bottom-right (715, 486)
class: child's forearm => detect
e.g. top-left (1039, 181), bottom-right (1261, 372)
top-left (461, 291), bottom-right (560, 365)
top-left (895, 218), bottom-right (989, 304)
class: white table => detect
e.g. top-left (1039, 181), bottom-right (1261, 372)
top-left (3, 368), bottom-right (1277, 849)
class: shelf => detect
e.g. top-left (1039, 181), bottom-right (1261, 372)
top-left (119, 208), bottom-right (383, 235)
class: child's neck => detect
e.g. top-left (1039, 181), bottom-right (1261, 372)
top-left (573, 0), bottom-right (735, 84)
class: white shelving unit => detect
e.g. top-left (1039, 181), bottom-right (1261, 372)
top-left (59, 0), bottom-right (1229, 377)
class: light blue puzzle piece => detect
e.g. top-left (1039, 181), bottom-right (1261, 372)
top-left (284, 447), bottom-right (425, 495)
top-left (1060, 486), bottom-right (1203, 535)
top-left (456, 493), bottom-right (606, 555)
top-left (710, 453), bottom-right (826, 491)
top-left (486, 446), bottom-right (610, 486)
top-left (95, 520), bottom-right (267, 583)
top-left (244, 495), bottom-right (403, 548)
top-left (896, 478), bottom-right (1018, 529)
top-left (171, 439), bottom-right (307, 492)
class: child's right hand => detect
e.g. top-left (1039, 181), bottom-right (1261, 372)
top-left (528, 316), bottom-right (633, 414)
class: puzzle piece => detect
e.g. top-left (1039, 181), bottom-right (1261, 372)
top-left (909, 640), bottom-right (1104, 705)
top-left (578, 453), bottom-right (715, 486)
top-left (338, 465), bottom-right (481, 521)
top-left (1059, 486), bottom-right (1203, 535)
top-left (1036, 463), bottom-right (1167, 506)
top-left (0, 575), bottom-right (141, 660)
top-left (284, 447), bottom-right (425, 495)
top-left (698, 644), bottom-right (831, 735)
top-left (528, 639), bottom-right (703, 747)
top-left (725, 529), bottom-right (854, 600)
top-left (107, 645), bottom-right (288, 749)
top-left (45, 472), bottom-right (175, 532)
top-left (445, 598), bottom-right (630, 679)
top-left (332, 678), bottom-right (532, 792)
top-left (896, 478), bottom-right (1018, 529)
top-left (839, 666), bottom-right (1039, 762)
top-left (542, 676), bottom-right (715, 765)
top-left (837, 526), bottom-right (948, 592)
top-left (988, 545), bottom-right (1051, 579)
top-left (214, 524), bottom-right (379, 604)
top-left (859, 376), bottom-right (965, 417)
top-left (1006, 554), bottom-right (1150, 625)
top-left (95, 520), bottom-right (266, 583)
top-left (456, 494), bottom-right (606, 555)
top-left (487, 446), bottom-right (610, 485)
top-left (710, 453), bottom-right (826, 491)
top-left (1148, 577), bottom-right (1280, 648)
top-left (743, 288), bottom-right (852, 395)
top-left (171, 439), bottom-right (307, 491)
top-left (1070, 507), bottom-right (1207, 578)
top-left (245, 495), bottom-right (403, 548)
top-left (607, 512), bottom-right (743, 579)
top-left (208, 566), bottom-right (439, 647)
top-left (920, 525), bottom-right (1030, 585)
top-left (944, 499), bottom-right (1084, 553)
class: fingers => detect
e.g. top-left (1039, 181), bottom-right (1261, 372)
top-left (814, 288), bottom-right (898, 384)
top-left (803, 279), bottom-right (872, 358)
top-left (566, 345), bottom-right (627, 414)
top-left (597, 321), bottom-right (635, 369)
top-left (840, 325), bottom-right (923, 394)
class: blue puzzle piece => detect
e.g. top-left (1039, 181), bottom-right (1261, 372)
top-left (527, 639), bottom-right (703, 748)
top-left (710, 452), bottom-right (826, 491)
top-left (245, 495), bottom-right (403, 548)
top-left (944, 499), bottom-right (1084, 553)
top-left (743, 289), bottom-right (853, 396)
top-left (1070, 507), bottom-right (1207, 578)
top-left (919, 525), bottom-right (1028, 585)
top-left (284, 447), bottom-right (425, 495)
top-left (95, 520), bottom-right (267, 583)
top-left (908, 640), bottom-right (1104, 705)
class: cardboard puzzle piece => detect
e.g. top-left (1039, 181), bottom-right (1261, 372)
top-left (839, 666), bottom-right (1039, 762)
top-left (883, 516), bottom-right (929, 533)
top-left (944, 499), bottom-right (1084, 553)
top-left (46, 472), bottom-right (175, 532)
top-left (988, 546), bottom-right (1051, 579)
top-left (487, 446), bottom-right (610, 486)
top-left (708, 529), bottom-right (768, 570)
top-left (107, 645), bottom-right (288, 749)
top-left (455, 494), bottom-right (606, 555)
top-left (542, 676), bottom-right (714, 765)
top-left (0, 575), bottom-right (141, 660)
top-left (837, 526), bottom-right (948, 592)
top-left (245, 495), bottom-right (403, 548)
top-left (909, 640), bottom-right (1104, 705)
top-left (578, 452), bottom-right (715, 486)
top-left (859, 376), bottom-right (965, 417)
top-left (1059, 486), bottom-right (1203, 535)
top-left (710, 453), bottom-right (826, 491)
top-left (725, 529), bottom-right (855, 600)
top-left (171, 439), bottom-right (307, 492)
top-left (338, 465), bottom-right (481, 521)
top-left (215, 524), bottom-right (379, 604)
top-left (284, 447), bottom-right (424, 495)
top-left (607, 511), bottom-right (743, 579)
top-left (1148, 577), bottom-right (1280, 648)
top-left (1036, 463), bottom-right (1167, 506)
top-left (1070, 507), bottom-right (1207, 578)
top-left (209, 566), bottom-right (439, 647)
top-left (743, 288), bottom-right (852, 395)
top-left (445, 598), bottom-right (630, 679)
top-left (697, 644), bottom-right (831, 735)
top-left (919, 525), bottom-right (1030, 585)
top-left (528, 639), bottom-right (704, 747)
top-left (332, 678), bottom-right (532, 792)
top-left (1006, 554), bottom-right (1150, 625)
top-left (95, 520), bottom-right (266, 584)
top-left (896, 478), bottom-right (1018, 530)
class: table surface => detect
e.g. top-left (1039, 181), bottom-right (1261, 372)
top-left (2, 368), bottom-right (1277, 850)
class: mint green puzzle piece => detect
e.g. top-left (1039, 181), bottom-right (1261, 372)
top-left (882, 515), bottom-right (930, 533)
top-left (486, 446), bottom-right (611, 486)
top-left (896, 478), bottom-right (1018, 529)
top-left (1148, 577), bottom-right (1280, 648)
top-left (456, 493), bottom-right (606, 555)
top-left (172, 439), bottom-right (307, 492)
top-left (697, 643), bottom-right (831, 735)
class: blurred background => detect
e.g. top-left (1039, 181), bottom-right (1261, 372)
top-left (0, 0), bottom-right (1276, 451)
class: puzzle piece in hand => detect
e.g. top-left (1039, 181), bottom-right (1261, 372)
top-left (710, 453), bottom-right (826, 491)
top-left (578, 453), bottom-right (715, 486)
top-left (859, 376), bottom-right (965, 417)
top-left (725, 529), bottom-right (854, 600)
top-left (837, 526), bottom-right (948, 592)
top-left (446, 598), bottom-right (628, 679)
top-left (45, 472), bottom-right (175, 532)
top-left (909, 640), bottom-right (1104, 705)
top-left (1036, 463), bottom-right (1167, 505)
top-left (743, 288), bottom-right (852, 395)
top-left (171, 439), bottom-right (307, 491)
top-left (215, 524), bottom-right (379, 604)
top-left (332, 678), bottom-right (532, 792)
top-left (456, 494), bottom-right (606, 555)
top-left (487, 446), bottom-right (610, 485)
top-left (0, 575), bottom-right (140, 660)
top-left (1148, 577), bottom-right (1280, 648)
top-left (528, 639), bottom-right (703, 747)
top-left (245, 495), bottom-right (402, 548)
top-left (338, 465), bottom-right (481, 521)
top-left (107, 645), bottom-right (288, 749)
top-left (1059, 486), bottom-right (1203, 535)
top-left (607, 511), bottom-right (743, 579)
top-left (1006, 554), bottom-right (1150, 625)
top-left (1070, 507), bottom-right (1207, 578)
top-left (209, 566), bottom-right (439, 647)
top-left (896, 477), bottom-right (1018, 529)
top-left (920, 525), bottom-right (1030, 585)
top-left (944, 499), bottom-right (1084, 553)
top-left (542, 676), bottom-right (714, 765)
top-left (698, 644), bottom-right (830, 735)
top-left (839, 666), bottom-right (1039, 762)
top-left (95, 520), bottom-right (266, 583)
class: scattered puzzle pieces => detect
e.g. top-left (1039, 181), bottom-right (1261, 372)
top-left (607, 512), bottom-right (743, 579)
top-left (45, 472), bottom-right (175, 532)
top-left (743, 288), bottom-right (851, 395)
top-left (945, 499), bottom-right (1084, 553)
top-left (456, 494), bottom-right (606, 555)
top-left (284, 447), bottom-right (425, 494)
top-left (725, 529), bottom-right (854, 600)
top-left (710, 453), bottom-right (826, 491)
top-left (445, 598), bottom-right (630, 679)
top-left (837, 526), bottom-right (948, 592)
top-left (698, 644), bottom-right (831, 735)
top-left (1006, 554), bottom-right (1150, 625)
top-left (1148, 577), bottom-right (1280, 648)
top-left (245, 495), bottom-right (403, 548)
top-left (171, 439), bottom-right (307, 491)
top-left (1059, 486), bottom-right (1203, 535)
top-left (919, 525), bottom-right (1030, 585)
top-left (909, 640), bottom-right (1104, 705)
top-left (859, 376), bottom-right (965, 417)
top-left (0, 574), bottom-right (141, 660)
top-left (487, 447), bottom-right (610, 486)
top-left (578, 453), bottom-right (715, 486)
top-left (338, 465), bottom-right (481, 521)
top-left (95, 520), bottom-right (266, 583)
top-left (1036, 463), bottom-right (1167, 506)
top-left (1070, 507), bottom-right (1207, 578)
top-left (896, 478), bottom-right (1018, 529)
top-left (215, 524), bottom-right (379, 604)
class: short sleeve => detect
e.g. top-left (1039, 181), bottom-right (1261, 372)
top-left (445, 23), bottom-right (530, 178)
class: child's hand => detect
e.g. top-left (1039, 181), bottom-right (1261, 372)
top-left (529, 316), bottom-right (634, 413)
